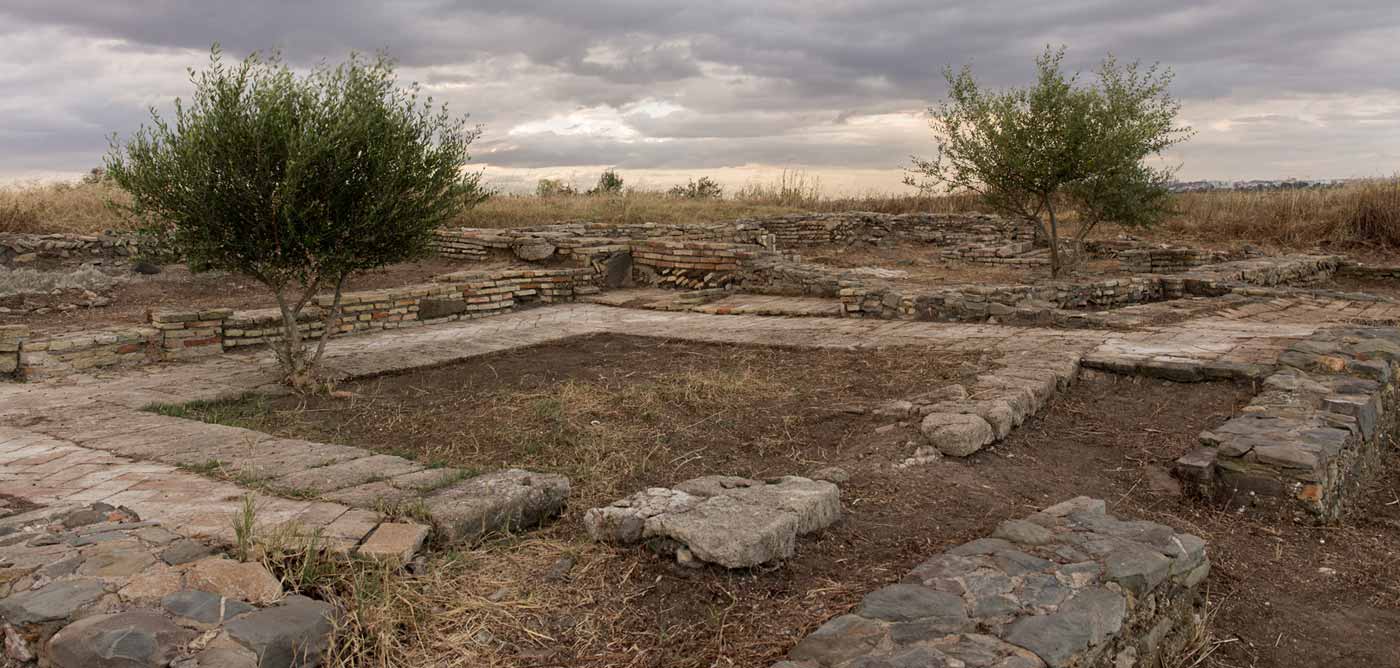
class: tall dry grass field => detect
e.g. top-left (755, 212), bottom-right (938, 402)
top-left (1163, 178), bottom-right (1400, 250)
top-left (4, 172), bottom-right (1397, 255)
top-left (0, 180), bottom-right (133, 235)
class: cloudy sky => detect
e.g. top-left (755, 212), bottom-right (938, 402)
top-left (3, 1), bottom-right (1398, 193)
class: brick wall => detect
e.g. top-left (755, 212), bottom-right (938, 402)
top-left (3, 267), bottom-right (597, 381)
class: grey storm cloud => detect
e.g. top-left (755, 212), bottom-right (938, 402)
top-left (2, 0), bottom-right (1398, 183)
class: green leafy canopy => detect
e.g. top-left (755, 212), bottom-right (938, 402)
top-left (106, 46), bottom-right (485, 386)
top-left (909, 46), bottom-right (1194, 275)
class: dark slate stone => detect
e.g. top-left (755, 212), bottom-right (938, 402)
top-left (0, 578), bottom-right (107, 624)
top-left (162, 590), bottom-right (255, 625)
top-left (787, 614), bottom-right (889, 666)
top-left (858, 584), bottom-right (967, 624)
top-left (161, 539), bottom-right (216, 566)
top-left (418, 298), bottom-right (469, 320)
top-left (1004, 587), bottom-right (1126, 667)
top-left (846, 646), bottom-right (957, 668)
top-left (1103, 543), bottom-right (1173, 596)
top-left (603, 251), bottom-right (633, 288)
top-left (224, 595), bottom-right (335, 668)
top-left (60, 503), bottom-right (115, 529)
top-left (47, 611), bottom-right (195, 668)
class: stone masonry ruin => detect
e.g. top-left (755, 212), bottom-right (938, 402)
top-left (3, 210), bottom-right (1400, 666)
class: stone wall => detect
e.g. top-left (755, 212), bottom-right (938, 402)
top-left (774, 497), bottom-right (1208, 668)
top-left (1118, 248), bottom-right (1222, 273)
top-left (0, 233), bottom-right (141, 266)
top-left (3, 267), bottom-right (597, 380)
top-left (837, 255), bottom-right (1341, 324)
top-left (840, 277), bottom-right (1170, 321)
top-left (1173, 326), bottom-right (1400, 522)
top-left (12, 327), bottom-right (156, 380)
top-left (630, 240), bottom-right (758, 289)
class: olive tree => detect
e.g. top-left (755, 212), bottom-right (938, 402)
top-left (107, 47), bottom-right (482, 388)
top-left (908, 47), bottom-right (1192, 276)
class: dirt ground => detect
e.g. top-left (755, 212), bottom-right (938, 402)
top-left (174, 334), bottom-right (1400, 668)
top-left (6, 257), bottom-right (503, 335)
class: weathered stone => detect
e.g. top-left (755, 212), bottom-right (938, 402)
top-left (47, 611), bottom-right (195, 668)
top-left (920, 413), bottom-right (995, 457)
top-left (223, 595), bottom-right (334, 668)
top-left (162, 590), bottom-right (255, 626)
top-left (993, 519), bottom-right (1056, 546)
top-left (1102, 544), bottom-right (1172, 596)
top-left (182, 558), bottom-right (283, 605)
top-left (117, 564), bottom-right (185, 602)
top-left (788, 614), bottom-right (890, 665)
top-left (584, 488), bottom-right (701, 544)
top-left (77, 542), bottom-right (158, 578)
top-left (0, 578), bottom-right (107, 624)
top-left (356, 522), bottom-right (430, 564)
top-left (1004, 588), bottom-right (1125, 667)
top-left (858, 584), bottom-right (969, 626)
top-left (161, 539), bottom-right (216, 566)
top-left (424, 469), bottom-right (571, 542)
top-left (590, 476), bottom-right (840, 568)
top-left (649, 494), bottom-right (800, 568)
top-left (512, 239), bottom-right (556, 262)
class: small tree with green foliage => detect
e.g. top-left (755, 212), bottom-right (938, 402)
top-left (536, 178), bottom-right (578, 197)
top-left (588, 169), bottom-right (624, 195)
top-left (669, 176), bottom-right (724, 199)
top-left (106, 47), bottom-right (483, 388)
top-left (908, 46), bottom-right (1192, 276)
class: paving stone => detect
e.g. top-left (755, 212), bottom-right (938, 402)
top-left (161, 538), bottom-right (216, 565)
top-left (356, 522), bottom-right (430, 564)
top-left (0, 578), bottom-right (107, 623)
top-left (77, 541), bottom-right (157, 578)
top-left (857, 583), bottom-right (969, 625)
top-left (117, 563), bottom-right (185, 602)
top-left (181, 558), bottom-right (283, 605)
top-left (162, 590), bottom-right (255, 626)
top-left (787, 614), bottom-right (890, 665)
top-left (223, 595), bottom-right (334, 668)
top-left (47, 611), bottom-right (196, 668)
top-left (268, 454), bottom-right (424, 495)
top-left (424, 469), bottom-right (571, 542)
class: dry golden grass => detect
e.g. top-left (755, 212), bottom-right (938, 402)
top-left (1160, 178), bottom-right (1400, 251)
top-left (0, 180), bottom-right (134, 234)
top-left (6, 172), bottom-right (1398, 257)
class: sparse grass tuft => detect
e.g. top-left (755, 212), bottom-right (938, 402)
top-left (147, 393), bottom-right (271, 427)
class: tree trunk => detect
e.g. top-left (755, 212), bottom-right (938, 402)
top-left (1045, 199), bottom-right (1063, 278)
top-left (309, 273), bottom-right (349, 371)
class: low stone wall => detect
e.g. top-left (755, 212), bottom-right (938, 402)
top-left (1337, 262), bottom-right (1400, 279)
top-left (0, 233), bottom-right (141, 266)
top-left (433, 222), bottom-right (735, 263)
top-left (4, 267), bottom-right (597, 380)
top-left (1173, 327), bottom-right (1400, 522)
top-left (630, 239), bottom-right (758, 289)
top-left (840, 277), bottom-right (1169, 321)
top-left (775, 497), bottom-right (1209, 668)
top-left (11, 326), bottom-right (156, 380)
top-left (1119, 247), bottom-right (1222, 273)
top-left (837, 255), bottom-right (1341, 324)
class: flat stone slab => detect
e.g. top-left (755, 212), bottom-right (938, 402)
top-left (268, 454), bottom-right (425, 495)
top-left (423, 468), bottom-right (571, 542)
top-left (777, 497), bottom-right (1209, 668)
top-left (586, 475), bottom-right (841, 568)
